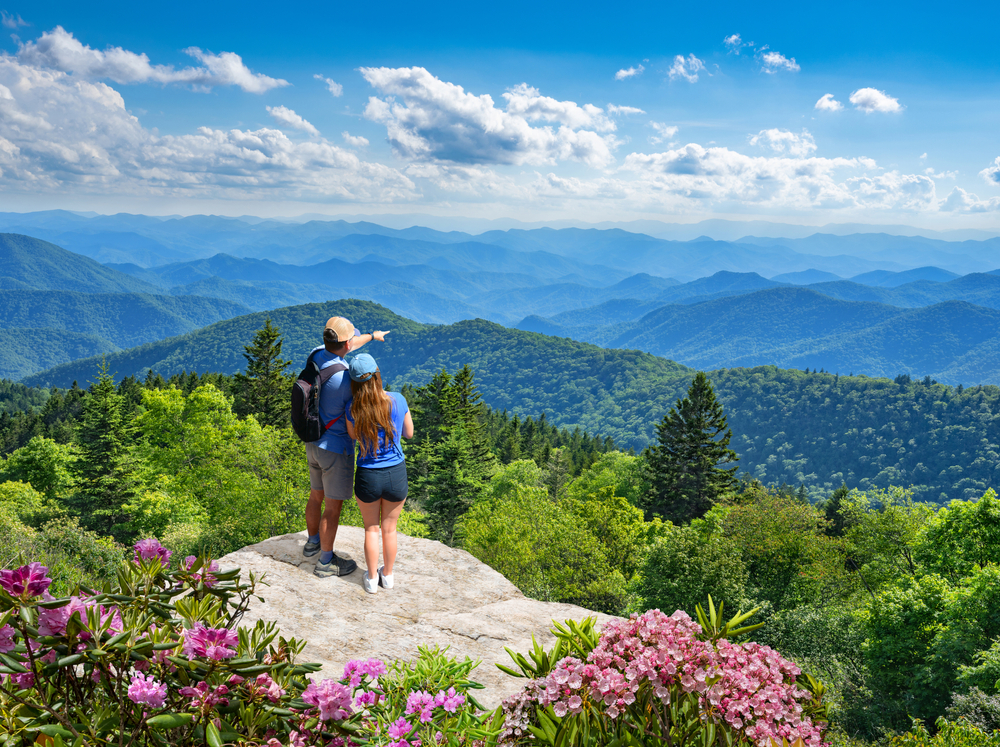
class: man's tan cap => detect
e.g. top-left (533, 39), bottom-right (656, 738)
top-left (324, 316), bottom-right (360, 343)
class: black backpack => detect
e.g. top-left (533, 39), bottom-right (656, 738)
top-left (290, 350), bottom-right (348, 443)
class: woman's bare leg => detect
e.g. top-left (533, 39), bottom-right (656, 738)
top-left (380, 498), bottom-right (406, 576)
top-left (356, 498), bottom-right (383, 580)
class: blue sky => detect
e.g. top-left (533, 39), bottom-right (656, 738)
top-left (1, 0), bottom-right (998, 228)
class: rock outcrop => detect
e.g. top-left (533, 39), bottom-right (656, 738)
top-left (219, 528), bottom-right (617, 709)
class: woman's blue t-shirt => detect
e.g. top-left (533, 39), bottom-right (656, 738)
top-left (346, 391), bottom-right (408, 469)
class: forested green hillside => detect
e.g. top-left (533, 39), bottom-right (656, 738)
top-left (0, 290), bottom-right (252, 379)
top-left (0, 233), bottom-right (160, 293)
top-left (18, 299), bottom-right (1000, 504)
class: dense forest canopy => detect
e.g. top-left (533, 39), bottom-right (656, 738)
top-left (10, 299), bottom-right (1000, 504)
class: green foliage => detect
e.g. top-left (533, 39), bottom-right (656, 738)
top-left (460, 461), bottom-right (627, 614)
top-left (634, 525), bottom-right (749, 617)
top-left (890, 719), bottom-right (1000, 747)
top-left (232, 317), bottom-right (292, 427)
top-left (841, 486), bottom-right (934, 593)
top-left (645, 372), bottom-right (738, 523)
top-left (135, 384), bottom-right (306, 558)
top-left (1, 435), bottom-right (77, 499)
top-left (915, 489), bottom-right (1000, 581)
top-left (721, 485), bottom-right (853, 611)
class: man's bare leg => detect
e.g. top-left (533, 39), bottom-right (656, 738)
top-left (306, 488), bottom-right (324, 537)
top-left (320, 497), bottom-right (344, 552)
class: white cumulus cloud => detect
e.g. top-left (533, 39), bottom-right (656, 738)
top-left (850, 88), bottom-right (902, 113)
top-left (980, 156), bottom-right (1000, 185)
top-left (940, 187), bottom-right (1000, 213)
top-left (15, 26), bottom-right (288, 93)
top-left (342, 131), bottom-right (369, 148)
top-left (0, 55), bottom-right (413, 201)
top-left (815, 93), bottom-right (843, 112)
top-left (314, 74), bottom-right (343, 97)
top-left (749, 128), bottom-right (817, 158)
top-left (759, 50), bottom-right (800, 74)
top-left (359, 66), bottom-right (618, 168)
top-left (615, 65), bottom-right (644, 80)
top-left (668, 54), bottom-right (706, 83)
top-left (266, 105), bottom-right (319, 136)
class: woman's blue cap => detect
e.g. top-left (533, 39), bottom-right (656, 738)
top-left (349, 353), bottom-right (379, 382)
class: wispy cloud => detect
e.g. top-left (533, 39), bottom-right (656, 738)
top-left (314, 74), bottom-right (343, 97)
top-left (267, 105), bottom-right (319, 136)
top-left (1, 10), bottom-right (28, 29)
top-left (723, 34), bottom-right (748, 54)
top-left (940, 187), bottom-right (1000, 213)
top-left (759, 49), bottom-right (800, 74)
top-left (614, 65), bottom-right (644, 81)
top-left (849, 88), bottom-right (902, 113)
top-left (649, 122), bottom-right (679, 145)
top-left (668, 54), bottom-right (706, 83)
top-left (815, 93), bottom-right (843, 112)
top-left (16, 26), bottom-right (288, 93)
top-left (607, 104), bottom-right (645, 116)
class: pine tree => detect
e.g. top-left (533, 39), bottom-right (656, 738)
top-left (70, 361), bottom-right (141, 541)
top-left (233, 318), bottom-right (292, 427)
top-left (645, 372), bottom-right (739, 523)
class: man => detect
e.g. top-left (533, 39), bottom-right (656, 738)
top-left (304, 316), bottom-right (389, 577)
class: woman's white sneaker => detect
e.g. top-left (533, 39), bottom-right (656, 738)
top-left (378, 566), bottom-right (394, 589)
top-left (363, 572), bottom-right (378, 594)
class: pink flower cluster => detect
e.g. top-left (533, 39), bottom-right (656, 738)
top-left (405, 688), bottom-right (466, 723)
top-left (182, 555), bottom-right (221, 587)
top-left (507, 610), bottom-right (826, 747)
top-left (128, 673), bottom-right (168, 708)
top-left (134, 538), bottom-right (173, 566)
top-left (384, 715), bottom-right (419, 747)
top-left (182, 623), bottom-right (238, 661)
top-left (246, 673), bottom-right (286, 703)
top-left (178, 680), bottom-right (230, 714)
top-left (303, 678), bottom-right (354, 721)
top-left (342, 657), bottom-right (387, 687)
top-left (0, 562), bottom-right (51, 599)
top-left (37, 593), bottom-right (124, 640)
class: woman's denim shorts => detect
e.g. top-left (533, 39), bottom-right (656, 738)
top-left (354, 461), bottom-right (408, 504)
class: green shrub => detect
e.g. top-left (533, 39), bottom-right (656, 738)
top-left (891, 719), bottom-right (1000, 747)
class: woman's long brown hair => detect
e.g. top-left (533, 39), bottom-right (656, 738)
top-left (351, 371), bottom-right (396, 458)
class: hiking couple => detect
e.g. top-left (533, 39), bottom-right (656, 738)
top-left (299, 316), bottom-right (412, 595)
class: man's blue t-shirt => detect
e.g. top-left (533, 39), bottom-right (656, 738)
top-left (309, 346), bottom-right (354, 455)
top-left (346, 392), bottom-right (409, 469)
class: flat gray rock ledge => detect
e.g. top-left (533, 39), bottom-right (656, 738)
top-left (219, 528), bottom-right (618, 709)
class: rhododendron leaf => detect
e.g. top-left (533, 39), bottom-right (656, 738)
top-left (205, 720), bottom-right (222, 747)
top-left (36, 597), bottom-right (72, 610)
top-left (146, 713), bottom-right (195, 730)
top-left (35, 725), bottom-right (73, 738)
top-left (0, 652), bottom-right (29, 673)
top-left (55, 654), bottom-right (85, 668)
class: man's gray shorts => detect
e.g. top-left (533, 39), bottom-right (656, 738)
top-left (306, 443), bottom-right (354, 500)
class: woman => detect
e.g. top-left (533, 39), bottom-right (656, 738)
top-left (344, 353), bottom-right (414, 594)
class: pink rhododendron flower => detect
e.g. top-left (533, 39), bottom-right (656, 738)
top-left (182, 623), bottom-right (238, 661)
top-left (128, 673), bottom-right (167, 708)
top-left (303, 678), bottom-right (353, 721)
top-left (387, 717), bottom-right (413, 740)
top-left (342, 657), bottom-right (387, 688)
top-left (134, 538), bottom-right (172, 566)
top-left (247, 673), bottom-right (286, 703)
top-left (0, 624), bottom-right (15, 653)
top-left (179, 680), bottom-right (230, 714)
top-left (0, 562), bottom-right (51, 598)
top-left (182, 556), bottom-right (221, 587)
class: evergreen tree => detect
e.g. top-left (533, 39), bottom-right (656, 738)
top-left (70, 361), bottom-right (141, 541)
top-left (233, 318), bottom-right (292, 427)
top-left (644, 372), bottom-right (738, 524)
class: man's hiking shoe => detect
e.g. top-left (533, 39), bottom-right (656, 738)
top-left (363, 572), bottom-right (378, 594)
top-left (378, 566), bottom-right (394, 589)
top-left (302, 539), bottom-right (321, 558)
top-left (314, 553), bottom-right (357, 578)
